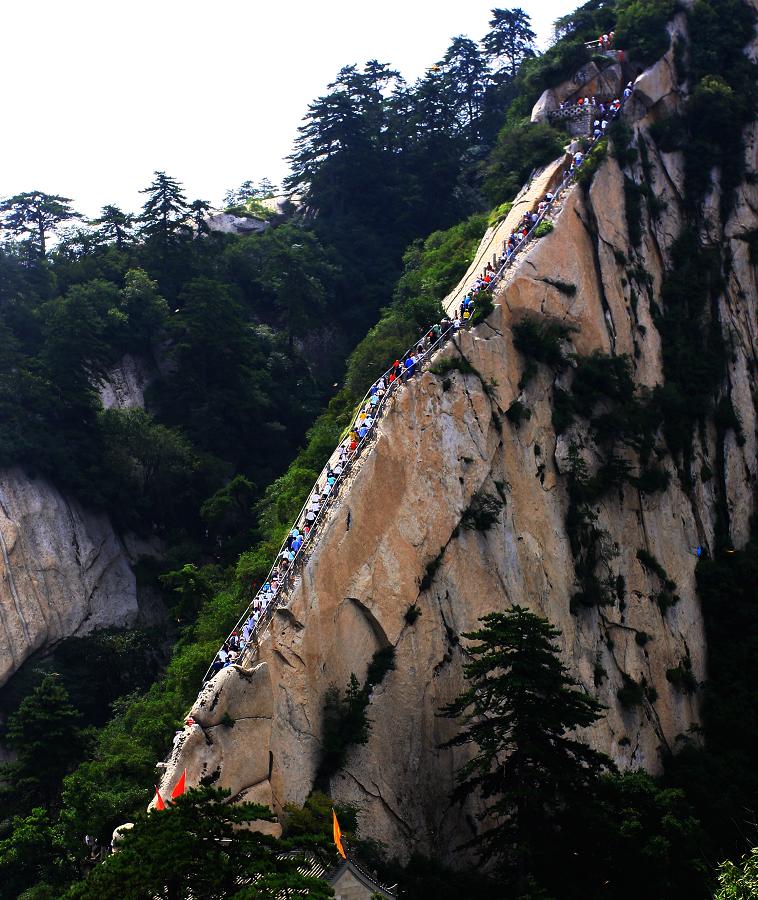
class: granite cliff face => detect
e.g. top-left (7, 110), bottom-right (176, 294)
top-left (0, 355), bottom-right (157, 686)
top-left (158, 20), bottom-right (757, 863)
top-left (0, 469), bottom-right (139, 687)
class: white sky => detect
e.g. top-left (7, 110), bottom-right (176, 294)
top-left (1, 0), bottom-right (577, 218)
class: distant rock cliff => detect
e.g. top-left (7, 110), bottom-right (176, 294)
top-left (0, 469), bottom-right (139, 687)
top-left (158, 16), bottom-right (757, 863)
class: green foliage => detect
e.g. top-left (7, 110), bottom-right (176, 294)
top-left (552, 386), bottom-right (575, 434)
top-left (420, 549), bottom-right (445, 592)
top-left (487, 201), bottom-right (513, 226)
top-left (0, 628), bottom-right (164, 734)
top-left (615, 0), bottom-right (676, 67)
top-left (505, 398), bottom-right (531, 428)
top-left (482, 8), bottom-right (536, 78)
top-left (682, 0), bottom-right (757, 206)
top-left (441, 606), bottom-right (613, 886)
top-left (404, 604), bottom-right (422, 626)
top-left (630, 464), bottom-right (670, 494)
top-left (617, 674), bottom-right (646, 708)
top-left (608, 120), bottom-right (638, 169)
top-left (662, 536), bottom-right (758, 884)
top-left (395, 854), bottom-right (501, 899)
top-left (160, 562), bottom-right (223, 623)
top-left (576, 138), bottom-right (608, 188)
top-left (395, 214), bottom-right (486, 311)
top-left (63, 788), bottom-right (333, 899)
top-left (636, 548), bottom-right (673, 585)
top-left (318, 674), bottom-right (371, 782)
top-left (482, 120), bottom-right (565, 204)
top-left (429, 355), bottom-right (474, 377)
top-left (517, 38), bottom-right (592, 107)
top-left (564, 446), bottom-right (623, 614)
top-left (56, 584), bottom-right (242, 848)
top-left (0, 807), bottom-right (75, 899)
top-left (582, 772), bottom-right (708, 898)
top-left (99, 407), bottom-right (207, 532)
top-left (365, 646), bottom-right (396, 690)
top-left (460, 490), bottom-right (503, 532)
top-left (469, 292), bottom-right (495, 326)
top-left (512, 313), bottom-right (576, 388)
top-left (649, 113), bottom-right (687, 153)
top-left (544, 278), bottom-right (576, 296)
top-left (533, 220), bottom-right (553, 238)
top-left (715, 847), bottom-right (758, 900)
top-left (318, 644), bottom-right (398, 784)
top-left (666, 656), bottom-right (698, 695)
top-left (343, 213), bottom-right (485, 399)
top-left (0, 191), bottom-right (79, 256)
top-left (0, 676), bottom-right (85, 812)
top-left (282, 790), bottom-right (355, 840)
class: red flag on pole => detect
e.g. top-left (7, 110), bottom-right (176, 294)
top-left (332, 808), bottom-right (347, 860)
top-left (154, 787), bottom-right (166, 810)
top-left (170, 769), bottom-right (187, 800)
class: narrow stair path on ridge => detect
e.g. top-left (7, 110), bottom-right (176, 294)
top-left (197, 99), bottom-right (626, 693)
top-left (230, 159), bottom-right (592, 676)
top-left (443, 154), bottom-right (569, 317)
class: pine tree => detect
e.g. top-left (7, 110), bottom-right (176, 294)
top-left (0, 191), bottom-right (79, 256)
top-left (63, 787), bottom-right (335, 899)
top-left (441, 606), bottom-right (612, 884)
top-left (138, 171), bottom-right (190, 250)
top-left (441, 37), bottom-right (488, 141)
top-left (2, 676), bottom-right (84, 810)
top-left (90, 205), bottom-right (134, 250)
top-left (482, 8), bottom-right (537, 79)
top-left (189, 199), bottom-right (211, 233)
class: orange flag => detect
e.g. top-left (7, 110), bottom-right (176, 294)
top-left (154, 787), bottom-right (166, 810)
top-left (171, 769), bottom-right (187, 800)
top-left (332, 808), bottom-right (346, 859)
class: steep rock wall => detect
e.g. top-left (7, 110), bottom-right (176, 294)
top-left (0, 469), bottom-right (139, 686)
top-left (160, 20), bottom-right (757, 863)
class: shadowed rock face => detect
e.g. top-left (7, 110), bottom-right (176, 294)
top-left (159, 18), bottom-right (757, 864)
top-left (0, 468), bottom-right (139, 687)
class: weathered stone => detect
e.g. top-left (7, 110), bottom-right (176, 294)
top-left (99, 353), bottom-right (153, 410)
top-left (205, 212), bottom-right (269, 235)
top-left (531, 89), bottom-right (559, 123)
top-left (0, 468), bottom-right (139, 686)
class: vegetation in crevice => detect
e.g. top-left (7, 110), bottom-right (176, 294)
top-left (420, 548), bottom-right (446, 592)
top-left (460, 490), bottom-right (504, 533)
top-left (666, 656), bottom-right (698, 695)
top-left (404, 604), bottom-right (422, 626)
top-left (636, 548), bottom-right (680, 615)
top-left (505, 398), bottom-right (532, 428)
top-left (317, 643), bottom-right (397, 786)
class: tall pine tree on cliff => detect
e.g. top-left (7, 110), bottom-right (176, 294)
top-left (441, 605), bottom-right (612, 888)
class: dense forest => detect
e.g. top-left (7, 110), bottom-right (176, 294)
top-left (0, 0), bottom-right (756, 896)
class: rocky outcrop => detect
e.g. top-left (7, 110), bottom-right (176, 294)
top-left (159, 21), bottom-right (757, 865)
top-left (444, 156), bottom-right (569, 315)
top-left (0, 469), bottom-right (139, 686)
top-left (531, 61), bottom-right (630, 123)
top-left (99, 353), bottom-right (153, 410)
top-left (206, 212), bottom-right (270, 236)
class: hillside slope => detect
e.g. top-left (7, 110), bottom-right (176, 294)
top-left (157, 14), bottom-right (757, 863)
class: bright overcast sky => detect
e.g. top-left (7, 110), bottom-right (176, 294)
top-left (1, 0), bottom-right (577, 218)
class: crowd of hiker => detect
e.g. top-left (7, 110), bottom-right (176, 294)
top-left (205, 86), bottom-right (633, 683)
